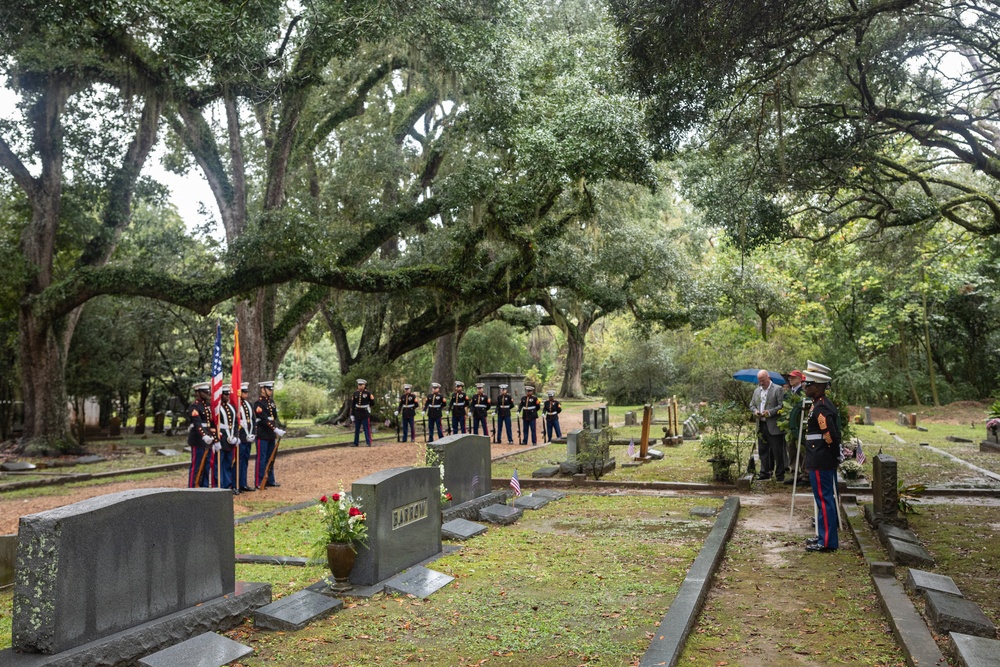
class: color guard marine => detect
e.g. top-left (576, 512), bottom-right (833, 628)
top-left (518, 385), bottom-right (540, 445)
top-left (494, 384), bottom-right (515, 443)
top-left (424, 382), bottom-right (445, 441)
top-left (187, 382), bottom-right (218, 488)
top-left (217, 385), bottom-right (239, 492)
top-left (237, 382), bottom-right (255, 492)
top-left (470, 383), bottom-right (491, 436)
top-left (254, 380), bottom-right (285, 489)
top-left (803, 362), bottom-right (840, 553)
top-left (351, 378), bottom-right (375, 447)
top-left (396, 384), bottom-right (419, 443)
top-left (449, 381), bottom-right (468, 434)
top-left (543, 390), bottom-right (562, 441)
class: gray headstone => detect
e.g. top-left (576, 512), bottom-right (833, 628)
top-left (647, 449), bottom-right (664, 460)
top-left (153, 412), bottom-right (165, 434)
top-left (138, 632), bottom-right (252, 667)
top-left (350, 467), bottom-right (441, 586)
top-left (531, 489), bottom-right (566, 500)
top-left (1, 461), bottom-right (36, 471)
top-left (426, 434), bottom-right (491, 505)
top-left (682, 418), bottom-right (699, 439)
top-left (253, 591), bottom-right (342, 631)
top-left (157, 448), bottom-right (181, 457)
top-left (559, 460), bottom-right (582, 475)
top-left (925, 590), bottom-right (997, 638)
top-left (864, 406), bottom-right (873, 426)
top-left (565, 429), bottom-right (583, 459)
top-left (513, 494), bottom-right (550, 510)
top-left (624, 412), bottom-right (636, 426)
top-left (872, 454), bottom-right (899, 523)
top-left (869, 561), bottom-right (895, 577)
top-left (582, 409), bottom-right (593, 430)
top-left (13, 488), bottom-right (236, 655)
top-left (0, 534), bottom-right (14, 587)
top-left (441, 519), bottom-right (488, 541)
top-left (906, 569), bottom-right (962, 598)
top-left (946, 436), bottom-right (974, 443)
top-left (689, 506), bottom-right (718, 518)
top-left (479, 504), bottom-right (523, 525)
top-left (384, 566), bottom-right (454, 598)
top-left (442, 491), bottom-right (507, 524)
top-left (951, 632), bottom-right (1000, 667)
top-left (886, 537), bottom-right (935, 568)
top-left (75, 455), bottom-right (106, 465)
top-left (878, 524), bottom-right (920, 546)
top-left (531, 466), bottom-right (560, 478)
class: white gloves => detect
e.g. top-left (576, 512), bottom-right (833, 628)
top-left (394, 411), bottom-right (399, 416)
top-left (212, 442), bottom-right (221, 453)
top-left (350, 415), bottom-right (355, 422)
top-left (202, 435), bottom-right (213, 445)
top-left (274, 428), bottom-right (286, 437)
top-left (228, 436), bottom-right (239, 446)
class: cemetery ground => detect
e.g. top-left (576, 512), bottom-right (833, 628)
top-left (1, 399), bottom-right (998, 666)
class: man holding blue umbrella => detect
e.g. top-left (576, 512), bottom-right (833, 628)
top-left (750, 369), bottom-right (786, 481)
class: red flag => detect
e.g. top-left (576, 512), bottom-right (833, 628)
top-left (231, 322), bottom-right (242, 429)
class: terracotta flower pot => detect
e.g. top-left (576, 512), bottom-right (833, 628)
top-left (326, 542), bottom-right (357, 586)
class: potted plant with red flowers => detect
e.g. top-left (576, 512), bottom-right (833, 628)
top-left (315, 486), bottom-right (368, 591)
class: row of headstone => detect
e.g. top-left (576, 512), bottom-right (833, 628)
top-left (896, 412), bottom-right (917, 428)
top-left (906, 569), bottom-right (997, 645)
top-left (682, 417), bottom-right (700, 440)
top-left (580, 406), bottom-right (608, 431)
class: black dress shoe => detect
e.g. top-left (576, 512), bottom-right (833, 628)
top-left (270, 482), bottom-right (281, 487)
top-left (239, 486), bottom-right (255, 492)
top-left (805, 543), bottom-right (836, 552)
top-left (806, 537), bottom-right (820, 545)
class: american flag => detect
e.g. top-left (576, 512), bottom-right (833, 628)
top-left (510, 469), bottom-right (521, 497)
top-left (855, 440), bottom-right (866, 465)
top-left (230, 322), bottom-right (241, 428)
top-left (209, 320), bottom-right (223, 427)
top-left (627, 438), bottom-right (636, 458)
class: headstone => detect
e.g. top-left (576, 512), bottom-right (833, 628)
top-left (950, 632), bottom-right (1000, 667)
top-left (864, 406), bottom-right (874, 426)
top-left (108, 416), bottom-right (121, 437)
top-left (908, 413), bottom-right (917, 428)
top-left (981, 440), bottom-right (1000, 454)
top-left (624, 412), bottom-right (636, 426)
top-left (134, 412), bottom-right (146, 435)
top-left (886, 537), bottom-right (935, 568)
top-left (531, 466), bottom-right (560, 478)
top-left (582, 409), bottom-right (593, 430)
top-left (689, 506), bottom-right (718, 518)
top-left (878, 524), bottom-right (920, 546)
top-left (869, 453), bottom-right (902, 527)
top-left (946, 436), bottom-right (973, 443)
top-left (924, 590), bottom-right (997, 638)
top-left (75, 455), bottom-right (106, 465)
top-left (441, 519), bottom-right (488, 541)
top-left (531, 489), bottom-right (566, 500)
top-left (350, 467), bottom-right (441, 586)
top-left (682, 418), bottom-right (699, 439)
top-left (565, 429), bottom-right (583, 459)
top-left (905, 569), bottom-right (962, 598)
top-left (152, 411), bottom-right (165, 434)
top-left (253, 591), bottom-right (342, 631)
top-left (513, 494), bottom-right (550, 510)
top-left (647, 448), bottom-right (664, 460)
top-left (0, 534), bottom-right (15, 587)
top-left (138, 632), bottom-right (253, 667)
top-left (157, 448), bottom-right (181, 457)
top-left (384, 566), bottom-right (454, 598)
top-left (869, 561), bottom-right (895, 577)
top-left (600, 406), bottom-right (609, 427)
top-left (0, 461), bottom-right (36, 472)
top-left (426, 434), bottom-right (491, 505)
top-left (559, 460), bottom-right (582, 475)
top-left (479, 504), bottom-right (523, 525)
top-left (9, 488), bottom-right (259, 657)
top-left (442, 490), bottom-right (507, 524)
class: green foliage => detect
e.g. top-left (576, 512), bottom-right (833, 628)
top-left (575, 426), bottom-right (616, 480)
top-left (988, 401), bottom-right (1000, 419)
top-left (274, 379), bottom-right (332, 419)
top-left (898, 482), bottom-right (927, 515)
top-left (696, 401), bottom-right (755, 482)
top-left (599, 332), bottom-right (675, 405)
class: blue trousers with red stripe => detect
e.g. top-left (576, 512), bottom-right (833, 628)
top-left (256, 439), bottom-right (277, 487)
top-left (809, 468), bottom-right (839, 549)
top-left (188, 446), bottom-right (216, 488)
top-left (354, 416), bottom-right (372, 446)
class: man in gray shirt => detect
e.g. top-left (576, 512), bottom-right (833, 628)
top-left (750, 369), bottom-right (786, 481)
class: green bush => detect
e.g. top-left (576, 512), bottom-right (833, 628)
top-left (275, 379), bottom-right (332, 419)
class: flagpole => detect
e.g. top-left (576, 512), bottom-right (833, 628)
top-left (789, 397), bottom-right (811, 529)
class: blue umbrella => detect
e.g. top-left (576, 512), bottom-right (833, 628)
top-left (732, 369), bottom-right (786, 385)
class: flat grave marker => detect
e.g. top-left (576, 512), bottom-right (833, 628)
top-left (384, 566), bottom-right (454, 598)
top-left (137, 632), bottom-right (252, 667)
top-left (254, 590), bottom-right (343, 631)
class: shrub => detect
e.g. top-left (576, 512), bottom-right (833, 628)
top-left (275, 379), bottom-right (331, 419)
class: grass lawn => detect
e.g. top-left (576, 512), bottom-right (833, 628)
top-left (859, 424), bottom-right (1000, 487)
top-left (878, 421), bottom-right (1000, 478)
top-left (228, 494), bottom-right (721, 666)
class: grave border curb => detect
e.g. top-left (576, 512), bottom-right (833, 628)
top-left (638, 495), bottom-right (740, 667)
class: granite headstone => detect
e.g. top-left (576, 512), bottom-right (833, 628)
top-left (384, 566), bottom-right (454, 598)
top-left (925, 590), bottom-right (997, 638)
top-left (426, 434), bottom-right (491, 505)
top-left (253, 591), bottom-right (342, 631)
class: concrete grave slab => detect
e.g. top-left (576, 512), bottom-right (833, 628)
top-left (886, 537), bottom-right (935, 567)
top-left (441, 519), bottom-right (487, 541)
top-left (479, 504), bottom-right (523, 525)
top-left (531, 466), bottom-right (560, 478)
top-left (442, 491), bottom-right (507, 524)
top-left (946, 436), bottom-right (974, 443)
top-left (906, 569), bottom-right (963, 598)
top-left (513, 494), bottom-right (550, 510)
top-left (0, 462), bottom-right (35, 472)
top-left (870, 561), bottom-right (895, 577)
top-left (156, 449), bottom-right (181, 457)
top-left (531, 489), bottom-right (566, 500)
top-left (690, 506), bottom-right (719, 518)
top-left (137, 632), bottom-right (252, 667)
top-left (951, 632), bottom-right (1000, 667)
top-left (878, 523), bottom-right (921, 546)
top-left (647, 449), bottom-right (665, 460)
top-left (253, 591), bottom-right (342, 631)
top-left (559, 461), bottom-right (581, 475)
top-left (236, 555), bottom-right (315, 567)
top-left (925, 590), bottom-right (997, 638)
top-left (384, 566), bottom-right (454, 598)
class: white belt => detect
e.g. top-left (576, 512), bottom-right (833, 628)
top-left (805, 433), bottom-right (823, 441)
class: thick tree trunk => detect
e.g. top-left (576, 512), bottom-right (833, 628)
top-left (560, 331), bottom-right (586, 398)
top-left (237, 293), bottom-right (271, 390)
top-left (18, 309), bottom-right (77, 452)
top-left (432, 331), bottom-right (460, 388)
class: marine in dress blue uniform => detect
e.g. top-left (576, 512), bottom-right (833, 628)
top-left (254, 381), bottom-right (285, 488)
top-left (396, 384), bottom-right (419, 442)
top-left (217, 386), bottom-right (239, 492)
top-left (187, 382), bottom-right (218, 488)
top-left (495, 384), bottom-right (515, 443)
top-left (543, 391), bottom-right (562, 440)
top-left (803, 365), bottom-right (840, 552)
top-left (518, 385), bottom-right (540, 445)
top-left (449, 381), bottom-right (468, 434)
top-left (351, 379), bottom-right (375, 446)
top-left (238, 382), bottom-right (256, 491)
top-left (424, 382), bottom-right (445, 441)
top-left (470, 383), bottom-right (491, 436)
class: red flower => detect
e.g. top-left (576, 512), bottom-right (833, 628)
top-left (349, 506), bottom-right (362, 517)
top-left (331, 493), bottom-right (340, 501)
top-left (320, 495), bottom-right (328, 503)
top-left (445, 493), bottom-right (452, 501)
